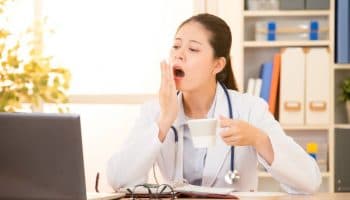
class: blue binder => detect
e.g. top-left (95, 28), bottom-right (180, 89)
top-left (336, 0), bottom-right (350, 63)
top-left (259, 62), bottom-right (273, 102)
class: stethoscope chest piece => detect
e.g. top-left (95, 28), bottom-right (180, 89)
top-left (224, 169), bottom-right (240, 185)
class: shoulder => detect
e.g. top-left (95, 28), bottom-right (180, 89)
top-left (226, 90), bottom-right (270, 122)
top-left (227, 89), bottom-right (268, 110)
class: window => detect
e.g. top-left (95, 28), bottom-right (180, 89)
top-left (0, 0), bottom-right (34, 35)
top-left (42, 0), bottom-right (194, 95)
top-left (39, 0), bottom-right (196, 192)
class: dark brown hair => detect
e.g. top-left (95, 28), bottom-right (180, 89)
top-left (177, 13), bottom-right (238, 90)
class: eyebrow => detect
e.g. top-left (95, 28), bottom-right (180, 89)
top-left (175, 38), bottom-right (202, 45)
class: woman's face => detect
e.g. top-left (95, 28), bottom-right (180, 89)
top-left (169, 21), bottom-right (221, 92)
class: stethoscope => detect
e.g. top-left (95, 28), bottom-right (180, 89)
top-left (170, 82), bottom-right (240, 185)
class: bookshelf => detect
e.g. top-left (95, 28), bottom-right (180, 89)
top-left (242, 0), bottom-right (334, 193)
top-left (226, 0), bottom-right (334, 193)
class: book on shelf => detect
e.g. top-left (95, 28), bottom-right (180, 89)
top-left (335, 0), bottom-right (350, 63)
top-left (268, 53), bottom-right (281, 114)
top-left (259, 61), bottom-right (273, 103)
top-left (246, 54), bottom-right (281, 116)
top-left (247, 78), bottom-right (255, 95)
top-left (254, 79), bottom-right (262, 97)
top-left (245, 78), bottom-right (263, 97)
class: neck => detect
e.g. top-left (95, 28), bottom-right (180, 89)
top-left (183, 80), bottom-right (217, 119)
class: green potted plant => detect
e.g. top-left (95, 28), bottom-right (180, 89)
top-left (339, 78), bottom-right (350, 123)
top-left (0, 0), bottom-right (70, 112)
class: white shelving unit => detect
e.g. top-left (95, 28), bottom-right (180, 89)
top-left (240, 0), bottom-right (334, 193)
top-left (212, 0), bottom-right (339, 193)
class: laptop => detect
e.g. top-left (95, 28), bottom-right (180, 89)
top-left (0, 112), bottom-right (124, 200)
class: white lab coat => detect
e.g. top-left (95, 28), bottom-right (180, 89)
top-left (107, 84), bottom-right (321, 194)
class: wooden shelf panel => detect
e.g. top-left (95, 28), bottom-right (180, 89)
top-left (244, 10), bottom-right (330, 17)
top-left (258, 171), bottom-right (330, 178)
top-left (334, 124), bottom-right (350, 129)
top-left (334, 64), bottom-right (350, 70)
top-left (244, 41), bottom-right (330, 47)
top-left (282, 125), bottom-right (330, 131)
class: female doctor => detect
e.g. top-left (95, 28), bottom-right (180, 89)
top-left (107, 13), bottom-right (321, 194)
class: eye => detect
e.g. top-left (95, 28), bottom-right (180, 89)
top-left (172, 45), bottom-right (180, 49)
top-left (189, 48), bottom-right (199, 52)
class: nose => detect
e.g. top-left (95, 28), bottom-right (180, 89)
top-left (174, 48), bottom-right (185, 61)
top-left (175, 55), bottom-right (184, 61)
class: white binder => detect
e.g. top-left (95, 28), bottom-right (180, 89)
top-left (279, 48), bottom-right (305, 125)
top-left (254, 78), bottom-right (262, 97)
top-left (246, 78), bottom-right (255, 95)
top-left (305, 48), bottom-right (330, 125)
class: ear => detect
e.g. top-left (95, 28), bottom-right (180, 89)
top-left (212, 57), bottom-right (226, 75)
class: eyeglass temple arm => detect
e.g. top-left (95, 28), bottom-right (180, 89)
top-left (95, 172), bottom-right (100, 193)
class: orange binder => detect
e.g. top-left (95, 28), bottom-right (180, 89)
top-left (268, 53), bottom-right (281, 114)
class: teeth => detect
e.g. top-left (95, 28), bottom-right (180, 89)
top-left (174, 69), bottom-right (185, 77)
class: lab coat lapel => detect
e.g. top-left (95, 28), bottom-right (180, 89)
top-left (202, 84), bottom-right (231, 186)
top-left (172, 92), bottom-right (185, 182)
top-left (173, 126), bottom-right (184, 182)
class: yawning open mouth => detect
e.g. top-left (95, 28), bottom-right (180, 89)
top-left (174, 68), bottom-right (185, 77)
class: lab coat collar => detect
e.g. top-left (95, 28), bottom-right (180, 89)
top-left (173, 93), bottom-right (186, 127)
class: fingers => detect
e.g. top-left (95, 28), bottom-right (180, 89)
top-left (168, 63), bottom-right (176, 90)
top-left (219, 116), bottom-right (240, 145)
top-left (220, 128), bottom-right (239, 139)
top-left (158, 61), bottom-right (179, 126)
top-left (163, 60), bottom-right (170, 82)
top-left (160, 61), bottom-right (171, 83)
top-left (220, 129), bottom-right (232, 138)
top-left (222, 136), bottom-right (239, 144)
top-left (166, 61), bottom-right (173, 91)
top-left (221, 129), bottom-right (239, 143)
top-left (219, 115), bottom-right (238, 128)
top-left (160, 60), bottom-right (167, 90)
top-left (160, 60), bottom-right (176, 93)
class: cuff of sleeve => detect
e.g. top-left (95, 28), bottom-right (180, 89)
top-left (257, 133), bottom-right (284, 175)
top-left (151, 122), bottom-right (164, 147)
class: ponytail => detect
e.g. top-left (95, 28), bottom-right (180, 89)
top-left (216, 56), bottom-right (238, 90)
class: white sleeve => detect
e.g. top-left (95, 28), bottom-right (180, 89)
top-left (106, 101), bottom-right (163, 190)
top-left (250, 98), bottom-right (322, 194)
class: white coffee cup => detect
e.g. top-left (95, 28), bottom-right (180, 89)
top-left (187, 118), bottom-right (218, 148)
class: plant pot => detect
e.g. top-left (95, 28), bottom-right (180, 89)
top-left (346, 101), bottom-right (350, 123)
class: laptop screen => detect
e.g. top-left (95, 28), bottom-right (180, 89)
top-left (0, 113), bottom-right (86, 200)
